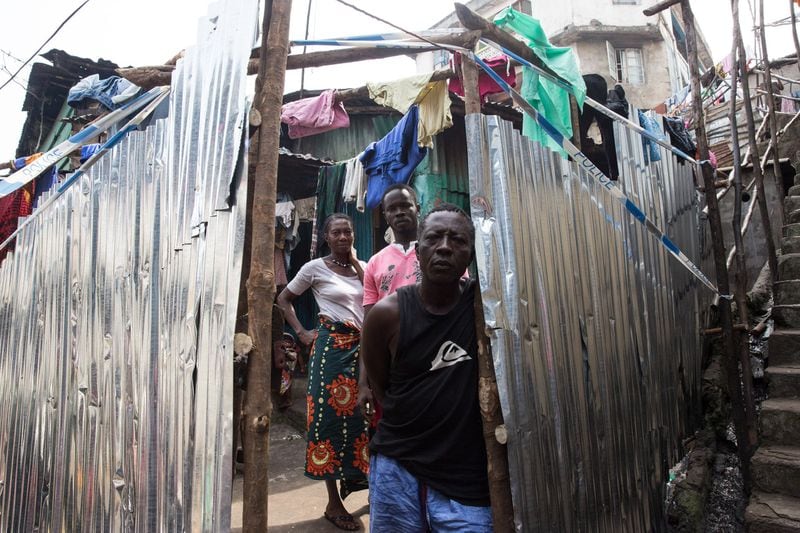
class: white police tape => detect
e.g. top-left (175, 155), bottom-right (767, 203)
top-left (0, 86), bottom-right (170, 199)
top-left (0, 88), bottom-right (171, 253)
top-left (470, 53), bottom-right (724, 296)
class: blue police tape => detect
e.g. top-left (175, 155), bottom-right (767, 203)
top-left (0, 89), bottom-right (171, 253)
top-left (470, 53), bottom-right (724, 296)
top-left (0, 86), bottom-right (170, 198)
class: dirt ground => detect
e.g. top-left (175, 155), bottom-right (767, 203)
top-left (231, 420), bottom-right (371, 532)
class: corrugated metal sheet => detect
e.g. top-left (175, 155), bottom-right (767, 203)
top-left (467, 113), bottom-right (711, 532)
top-left (0, 0), bottom-right (257, 530)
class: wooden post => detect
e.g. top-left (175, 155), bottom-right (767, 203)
top-left (792, 0), bottom-right (800, 71)
top-left (462, 54), bottom-right (515, 533)
top-left (758, 0), bottom-right (786, 188)
top-left (454, 3), bottom-right (567, 84)
top-left (735, 5), bottom-right (778, 281)
top-left (242, 1), bottom-right (292, 531)
top-left (727, 0), bottom-right (759, 479)
top-left (642, 0), bottom-right (682, 16)
top-left (680, 0), bottom-right (753, 487)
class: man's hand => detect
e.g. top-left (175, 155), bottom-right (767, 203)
top-left (358, 381), bottom-right (375, 423)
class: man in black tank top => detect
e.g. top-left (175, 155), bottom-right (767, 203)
top-left (362, 205), bottom-right (492, 532)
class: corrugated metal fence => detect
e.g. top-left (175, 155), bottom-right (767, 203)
top-left (467, 114), bottom-right (711, 532)
top-left (0, 0), bottom-right (257, 530)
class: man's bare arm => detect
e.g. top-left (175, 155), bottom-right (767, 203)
top-left (361, 294), bottom-right (399, 403)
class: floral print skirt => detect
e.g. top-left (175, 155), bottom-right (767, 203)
top-left (304, 317), bottom-right (369, 483)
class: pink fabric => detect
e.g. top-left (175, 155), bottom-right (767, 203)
top-left (449, 54), bottom-right (516, 102)
top-left (281, 89), bottom-right (350, 139)
top-left (721, 53), bottom-right (735, 74)
top-left (363, 245), bottom-right (420, 307)
top-left (708, 150), bottom-right (717, 169)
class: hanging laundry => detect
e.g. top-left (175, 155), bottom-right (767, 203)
top-left (355, 158), bottom-right (367, 213)
top-left (313, 164), bottom-right (347, 255)
top-left (281, 89), bottom-right (350, 139)
top-left (67, 74), bottom-right (140, 111)
top-left (721, 53), bottom-right (735, 75)
top-left (359, 105), bottom-right (428, 210)
top-left (607, 84), bottom-right (630, 119)
top-left (449, 53), bottom-right (517, 102)
top-left (637, 110), bottom-right (668, 164)
top-left (493, 8), bottom-right (586, 155)
top-left (13, 153), bottom-right (58, 208)
top-left (663, 116), bottom-right (695, 165)
top-left (665, 85), bottom-right (690, 113)
top-left (368, 74), bottom-right (453, 148)
top-left (0, 153), bottom-right (47, 261)
top-left (341, 157), bottom-right (367, 208)
top-left (782, 95), bottom-right (796, 114)
top-left (276, 200), bottom-right (295, 229)
top-left (708, 150), bottom-right (718, 170)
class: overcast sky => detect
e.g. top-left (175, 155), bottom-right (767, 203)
top-left (0, 0), bottom-right (796, 161)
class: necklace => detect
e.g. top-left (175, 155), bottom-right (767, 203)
top-left (329, 257), bottom-right (351, 268)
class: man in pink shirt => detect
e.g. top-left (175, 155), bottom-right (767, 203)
top-left (359, 184), bottom-right (421, 421)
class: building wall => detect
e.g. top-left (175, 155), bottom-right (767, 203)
top-left (572, 39), bottom-right (673, 109)
top-left (534, 0), bottom-right (652, 34)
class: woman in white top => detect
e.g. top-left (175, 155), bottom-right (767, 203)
top-left (277, 213), bottom-right (369, 531)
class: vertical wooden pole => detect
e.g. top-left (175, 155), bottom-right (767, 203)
top-left (792, 0), bottom-right (800, 71)
top-left (758, 0), bottom-right (786, 188)
top-left (735, 2), bottom-right (778, 280)
top-left (242, 1), bottom-right (292, 531)
top-left (728, 0), bottom-right (759, 472)
top-left (681, 0), bottom-right (752, 487)
top-left (462, 54), bottom-right (515, 533)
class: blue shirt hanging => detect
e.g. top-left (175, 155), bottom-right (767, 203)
top-left (359, 105), bottom-right (427, 209)
top-left (638, 110), bottom-right (668, 164)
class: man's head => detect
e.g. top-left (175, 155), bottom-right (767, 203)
top-left (416, 204), bottom-right (474, 284)
top-left (381, 184), bottom-right (419, 236)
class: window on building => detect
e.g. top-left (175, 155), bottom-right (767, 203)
top-left (607, 44), bottom-right (645, 85)
top-left (671, 11), bottom-right (688, 61)
top-left (612, 0), bottom-right (640, 4)
top-left (511, 0), bottom-right (532, 14)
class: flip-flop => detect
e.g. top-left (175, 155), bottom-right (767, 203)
top-left (324, 511), bottom-right (361, 531)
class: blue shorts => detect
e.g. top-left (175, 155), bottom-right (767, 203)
top-left (368, 454), bottom-right (493, 532)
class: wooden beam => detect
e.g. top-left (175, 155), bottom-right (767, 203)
top-left (115, 66), bottom-right (173, 90)
top-left (117, 31), bottom-right (480, 90)
top-left (453, 3), bottom-right (566, 84)
top-left (642, 0), bottom-right (682, 16)
top-left (242, 0), bottom-right (292, 531)
top-left (287, 30), bottom-right (481, 70)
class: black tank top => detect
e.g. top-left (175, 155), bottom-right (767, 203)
top-left (370, 280), bottom-right (489, 506)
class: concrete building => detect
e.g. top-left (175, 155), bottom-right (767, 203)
top-left (420, 0), bottom-right (714, 109)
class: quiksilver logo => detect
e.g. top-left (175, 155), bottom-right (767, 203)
top-left (429, 341), bottom-right (471, 371)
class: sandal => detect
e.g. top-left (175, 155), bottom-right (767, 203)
top-left (324, 511), bottom-right (360, 531)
